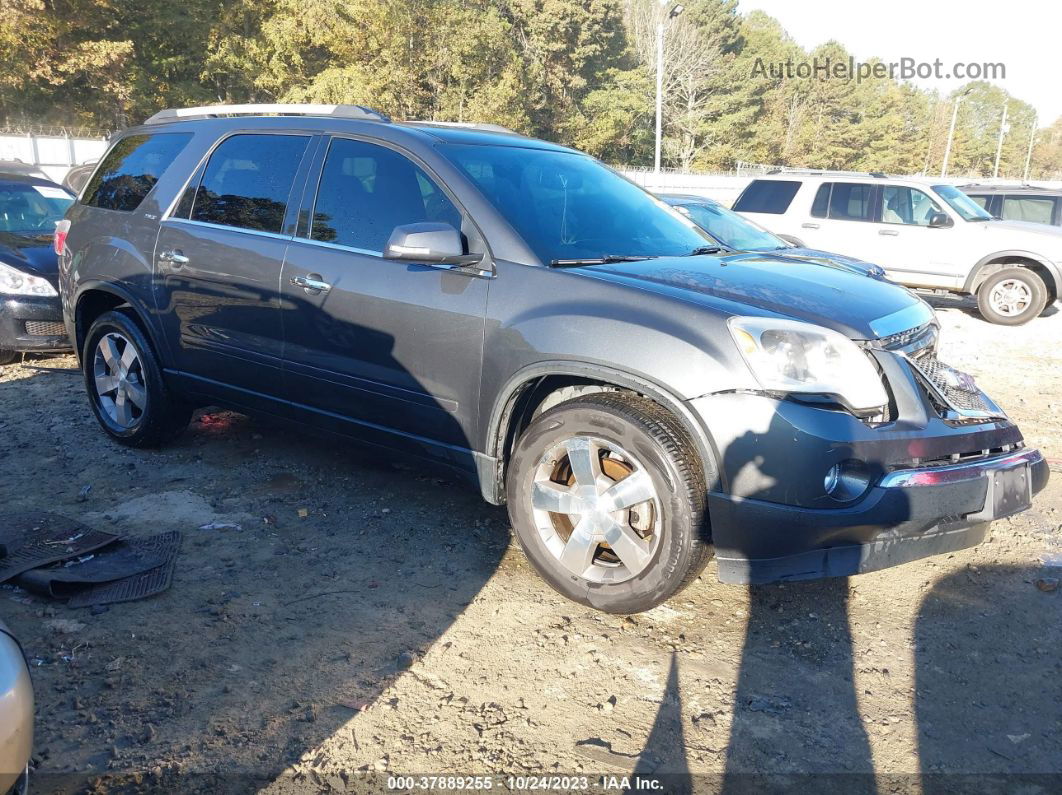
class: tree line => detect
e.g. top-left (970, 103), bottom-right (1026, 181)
top-left (2, 0), bottom-right (1059, 179)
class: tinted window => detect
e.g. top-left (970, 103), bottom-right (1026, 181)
top-left (967, 194), bottom-right (990, 210)
top-left (311, 138), bottom-right (463, 252)
top-left (439, 145), bottom-right (709, 263)
top-left (1002, 196), bottom-right (1056, 225)
top-left (0, 181), bottom-right (74, 233)
top-left (811, 183), bottom-right (830, 218)
top-left (828, 183), bottom-right (875, 221)
top-left (881, 186), bottom-right (943, 226)
top-left (732, 180), bottom-right (801, 214)
top-left (189, 134), bottom-right (309, 233)
top-left (83, 133), bottom-right (192, 212)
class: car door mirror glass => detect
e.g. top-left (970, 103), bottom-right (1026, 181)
top-left (384, 222), bottom-right (483, 266)
top-left (928, 212), bottom-right (952, 229)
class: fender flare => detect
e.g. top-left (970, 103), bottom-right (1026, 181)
top-left (963, 250), bottom-right (1062, 298)
top-left (480, 360), bottom-right (724, 504)
top-left (73, 281), bottom-right (170, 367)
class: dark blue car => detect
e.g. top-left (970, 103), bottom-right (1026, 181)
top-left (660, 193), bottom-right (888, 280)
top-left (0, 172), bottom-right (75, 364)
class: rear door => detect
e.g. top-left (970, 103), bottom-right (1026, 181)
top-left (796, 181), bottom-right (884, 260)
top-left (153, 132), bottom-right (315, 412)
top-left (279, 135), bottom-right (489, 460)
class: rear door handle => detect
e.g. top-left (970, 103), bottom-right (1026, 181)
top-left (290, 274), bottom-right (332, 293)
top-left (801, 223), bottom-right (820, 229)
top-left (159, 249), bottom-right (189, 266)
top-left (879, 229), bottom-right (899, 236)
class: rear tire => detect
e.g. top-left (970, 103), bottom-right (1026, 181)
top-left (82, 310), bottom-right (191, 447)
top-left (976, 268), bottom-right (1047, 325)
top-left (506, 393), bottom-right (711, 614)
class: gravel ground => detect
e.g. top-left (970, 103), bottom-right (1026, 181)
top-left (1, 298), bottom-right (1060, 793)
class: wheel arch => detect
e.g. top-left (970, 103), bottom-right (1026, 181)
top-left (480, 361), bottom-right (723, 505)
top-left (964, 251), bottom-right (1061, 304)
top-left (74, 283), bottom-right (167, 366)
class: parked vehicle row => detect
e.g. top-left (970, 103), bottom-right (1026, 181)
top-left (55, 104), bottom-right (1046, 613)
top-left (961, 183), bottom-right (1062, 227)
top-left (733, 172), bottom-right (1062, 325)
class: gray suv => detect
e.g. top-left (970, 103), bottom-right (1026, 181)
top-left (59, 105), bottom-right (1048, 613)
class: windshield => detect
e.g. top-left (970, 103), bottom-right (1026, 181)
top-left (438, 145), bottom-right (709, 263)
top-left (0, 181), bottom-right (74, 234)
top-left (933, 184), bottom-right (992, 221)
top-left (677, 201), bottom-right (787, 251)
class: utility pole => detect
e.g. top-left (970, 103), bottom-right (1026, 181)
top-left (654, 2), bottom-right (684, 175)
top-left (941, 87), bottom-right (972, 178)
top-left (1023, 115), bottom-right (1037, 182)
top-left (993, 103), bottom-right (1009, 179)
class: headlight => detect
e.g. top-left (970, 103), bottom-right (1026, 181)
top-left (0, 261), bottom-right (58, 297)
top-left (728, 317), bottom-right (888, 413)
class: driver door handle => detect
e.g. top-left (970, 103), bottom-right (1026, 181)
top-left (801, 222), bottom-right (820, 229)
top-left (159, 249), bottom-right (189, 266)
top-left (290, 274), bottom-right (332, 293)
top-left (879, 229), bottom-right (899, 236)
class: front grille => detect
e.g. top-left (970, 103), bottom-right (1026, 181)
top-left (911, 356), bottom-right (994, 415)
top-left (24, 320), bottom-right (66, 337)
top-left (879, 322), bottom-right (938, 360)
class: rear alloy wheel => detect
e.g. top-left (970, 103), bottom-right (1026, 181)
top-left (507, 393), bottom-right (711, 614)
top-left (83, 310), bottom-right (191, 447)
top-left (976, 268), bottom-right (1047, 325)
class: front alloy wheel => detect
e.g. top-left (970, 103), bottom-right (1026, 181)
top-left (507, 393), bottom-right (712, 613)
top-left (976, 267), bottom-right (1047, 325)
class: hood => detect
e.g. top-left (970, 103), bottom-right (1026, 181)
top-left (0, 231), bottom-right (59, 283)
top-left (576, 251), bottom-right (933, 340)
top-left (979, 219), bottom-right (1062, 254)
top-left (768, 247), bottom-right (887, 279)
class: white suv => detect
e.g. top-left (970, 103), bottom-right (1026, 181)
top-left (733, 173), bottom-right (1062, 325)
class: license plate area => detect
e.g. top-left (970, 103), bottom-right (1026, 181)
top-left (990, 464), bottom-right (1032, 519)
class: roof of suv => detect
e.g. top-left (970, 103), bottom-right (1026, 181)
top-left (129, 104), bottom-right (577, 155)
top-left (748, 173), bottom-right (941, 188)
top-left (959, 183), bottom-right (1062, 195)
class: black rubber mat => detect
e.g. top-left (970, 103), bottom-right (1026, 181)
top-left (15, 531), bottom-right (182, 601)
top-left (0, 512), bottom-right (119, 584)
top-left (67, 555), bottom-right (180, 608)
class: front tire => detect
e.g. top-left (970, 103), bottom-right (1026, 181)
top-left (0, 350), bottom-right (18, 366)
top-left (82, 310), bottom-right (191, 447)
top-left (506, 393), bottom-right (711, 614)
top-left (976, 268), bottom-right (1047, 325)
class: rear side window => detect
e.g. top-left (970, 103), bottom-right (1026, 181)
top-left (733, 180), bottom-right (801, 214)
top-left (310, 138), bottom-right (462, 253)
top-left (811, 184), bottom-right (830, 218)
top-left (186, 134), bottom-right (310, 233)
top-left (827, 182), bottom-right (876, 222)
top-left (82, 133), bottom-right (192, 212)
top-left (1002, 196), bottom-right (1056, 225)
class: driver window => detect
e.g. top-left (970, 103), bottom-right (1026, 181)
top-left (310, 138), bottom-right (465, 253)
top-left (882, 186), bottom-right (942, 226)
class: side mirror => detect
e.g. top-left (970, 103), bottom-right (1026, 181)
top-left (928, 212), bottom-right (953, 229)
top-left (384, 222), bottom-right (482, 266)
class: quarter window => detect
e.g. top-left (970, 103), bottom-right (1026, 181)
top-left (187, 134), bottom-right (310, 233)
top-left (732, 180), bottom-right (801, 214)
top-left (810, 183), bottom-right (830, 218)
top-left (310, 138), bottom-right (463, 252)
top-left (82, 132), bottom-right (192, 212)
top-left (881, 186), bottom-right (943, 226)
top-left (827, 183), bottom-right (875, 222)
top-left (1002, 196), bottom-right (1056, 225)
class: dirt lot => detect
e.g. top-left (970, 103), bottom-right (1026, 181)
top-left (2, 298), bottom-right (1060, 793)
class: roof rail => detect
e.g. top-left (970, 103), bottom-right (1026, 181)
top-left (405, 120), bottom-right (520, 136)
top-left (765, 167), bottom-right (890, 178)
top-left (143, 103), bottom-right (390, 125)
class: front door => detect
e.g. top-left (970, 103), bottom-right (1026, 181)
top-left (872, 185), bottom-right (963, 288)
top-left (153, 132), bottom-right (314, 411)
top-left (279, 136), bottom-right (489, 462)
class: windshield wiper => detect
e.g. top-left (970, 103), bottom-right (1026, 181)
top-left (687, 245), bottom-right (731, 255)
top-left (549, 255), bottom-right (657, 267)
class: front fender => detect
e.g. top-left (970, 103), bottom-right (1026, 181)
top-left (964, 250), bottom-right (1062, 297)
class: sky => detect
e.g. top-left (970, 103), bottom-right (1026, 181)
top-left (738, 0), bottom-right (1062, 126)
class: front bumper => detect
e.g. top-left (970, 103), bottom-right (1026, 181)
top-left (709, 448), bottom-right (1048, 584)
top-left (0, 293), bottom-right (72, 353)
top-left (690, 348), bottom-right (1049, 585)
